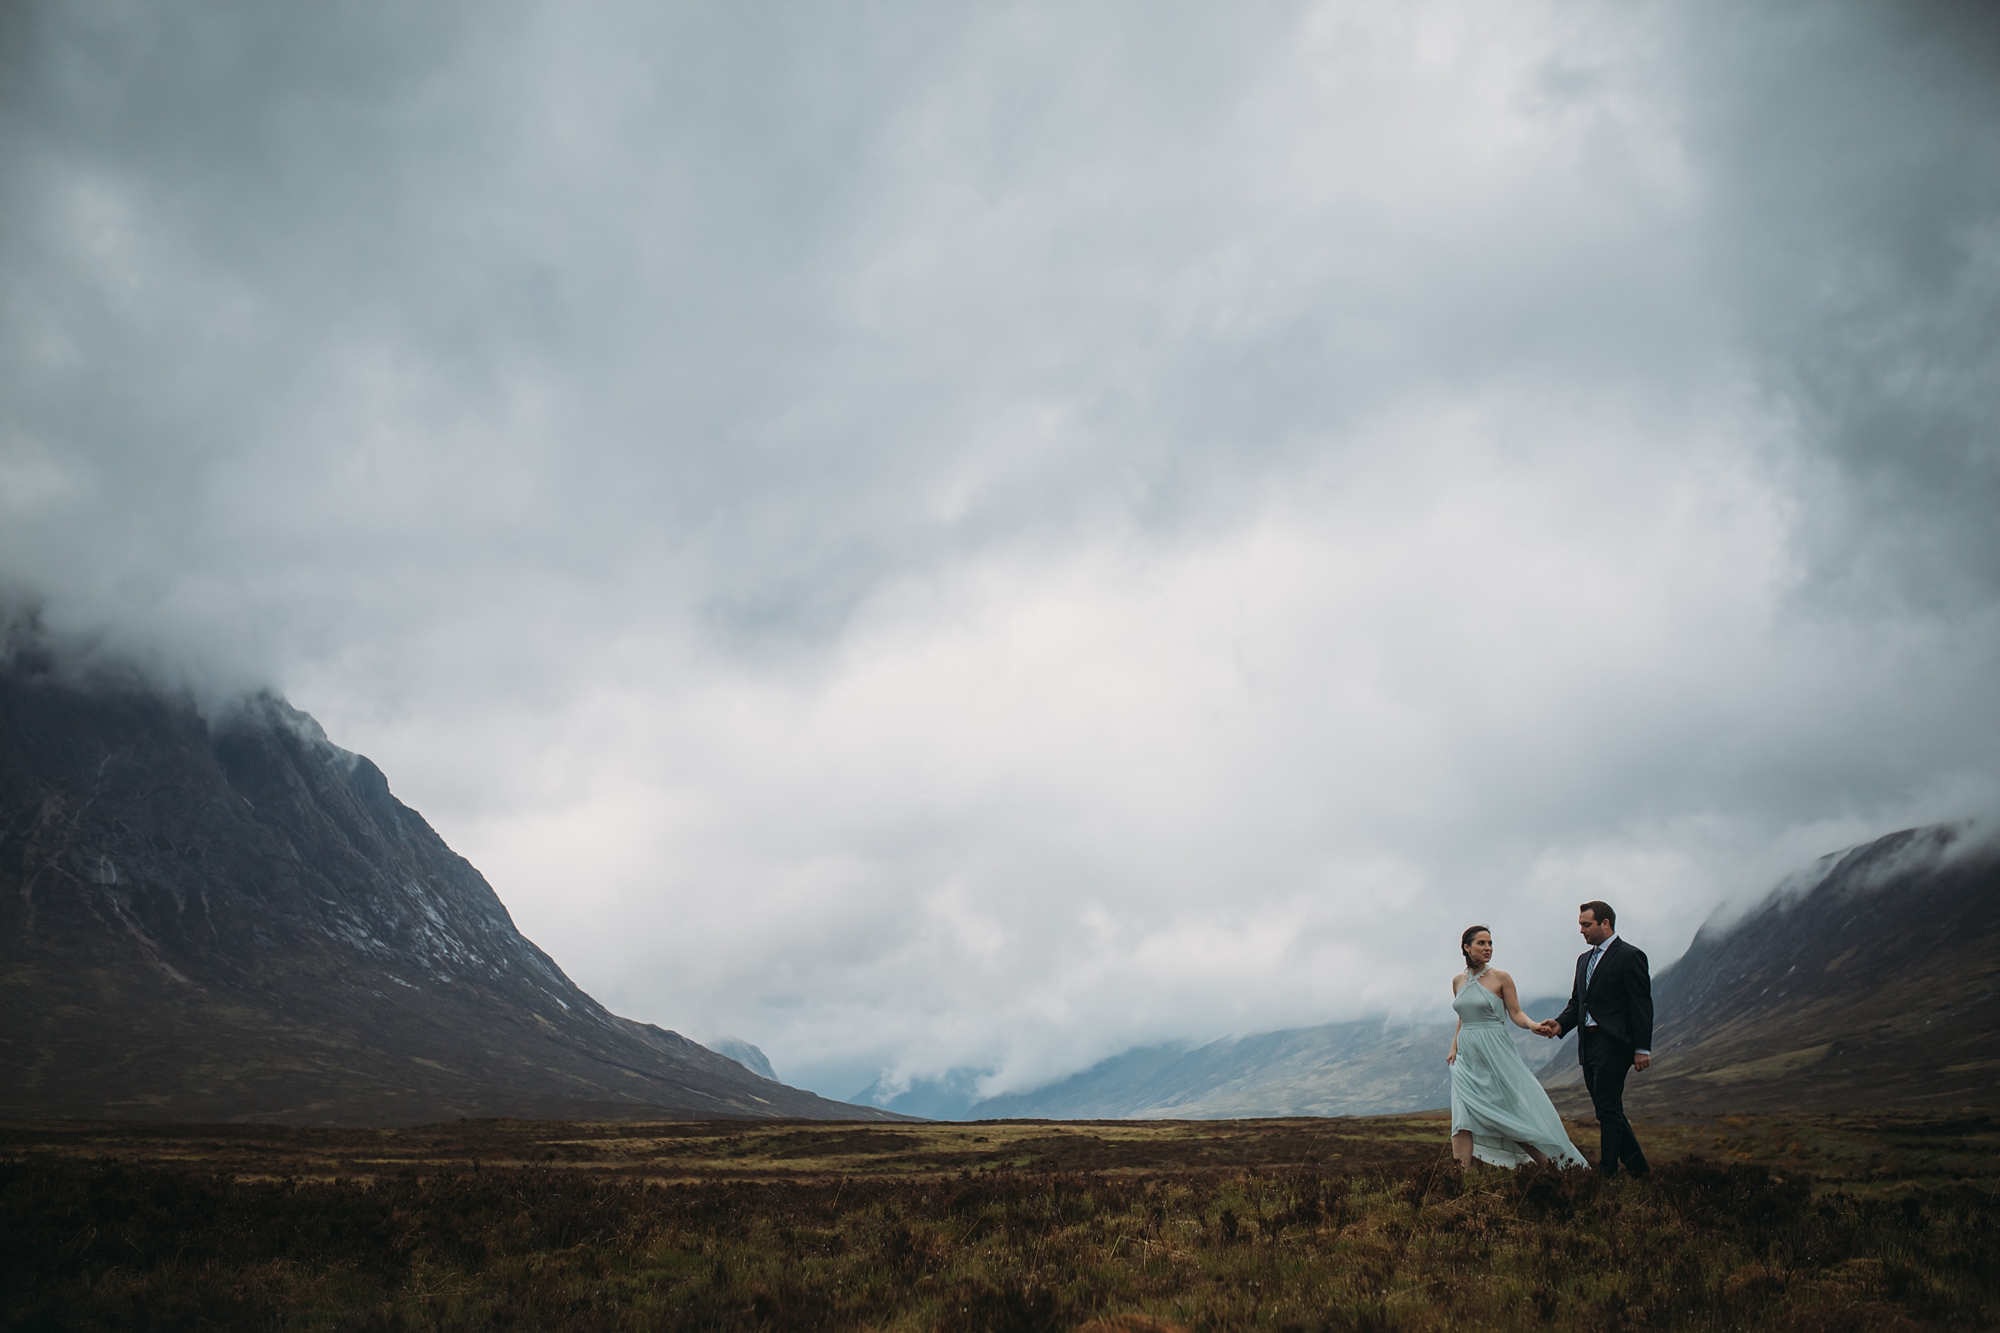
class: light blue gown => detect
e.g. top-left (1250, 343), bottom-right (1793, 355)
top-left (1450, 974), bottom-right (1587, 1168)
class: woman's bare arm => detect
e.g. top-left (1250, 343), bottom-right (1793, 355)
top-left (1447, 1017), bottom-right (1461, 1063)
top-left (1497, 971), bottom-right (1537, 1030)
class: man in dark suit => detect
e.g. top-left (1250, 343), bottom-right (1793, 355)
top-left (1538, 900), bottom-right (1652, 1178)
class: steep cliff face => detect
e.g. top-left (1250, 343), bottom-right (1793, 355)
top-left (0, 657), bottom-right (893, 1124)
top-left (1542, 822), bottom-right (2000, 1115)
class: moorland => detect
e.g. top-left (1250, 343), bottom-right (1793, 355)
top-left (4, 1110), bottom-right (1996, 1331)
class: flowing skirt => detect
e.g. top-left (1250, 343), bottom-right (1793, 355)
top-left (1450, 1023), bottom-right (1587, 1168)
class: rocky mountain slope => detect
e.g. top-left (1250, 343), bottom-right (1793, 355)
top-left (1543, 822), bottom-right (2000, 1116)
top-left (0, 651), bottom-right (896, 1125)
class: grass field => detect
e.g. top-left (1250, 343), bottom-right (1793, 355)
top-left (3, 1110), bottom-right (1996, 1330)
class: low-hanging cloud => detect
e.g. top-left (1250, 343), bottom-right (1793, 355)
top-left (2, 0), bottom-right (1995, 1098)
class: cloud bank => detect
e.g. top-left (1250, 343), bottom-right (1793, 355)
top-left (2, 0), bottom-right (1995, 1098)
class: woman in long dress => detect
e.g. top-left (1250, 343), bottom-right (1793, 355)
top-left (1448, 925), bottom-right (1587, 1169)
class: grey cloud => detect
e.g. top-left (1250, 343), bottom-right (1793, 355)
top-left (1, 0), bottom-right (1995, 1095)
top-left (1680, 1), bottom-right (2000, 605)
top-left (1, 1), bottom-right (1726, 653)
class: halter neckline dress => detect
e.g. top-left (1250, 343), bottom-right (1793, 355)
top-left (1450, 973), bottom-right (1588, 1168)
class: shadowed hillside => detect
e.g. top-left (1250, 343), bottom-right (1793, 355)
top-left (1545, 823), bottom-right (2000, 1116)
top-left (0, 650), bottom-right (897, 1125)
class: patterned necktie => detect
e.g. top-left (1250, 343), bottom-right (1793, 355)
top-left (1583, 943), bottom-right (1605, 1027)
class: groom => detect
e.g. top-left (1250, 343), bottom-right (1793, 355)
top-left (1538, 901), bottom-right (1652, 1178)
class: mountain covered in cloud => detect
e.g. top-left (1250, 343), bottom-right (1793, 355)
top-left (857, 1012), bottom-right (1566, 1122)
top-left (1543, 822), bottom-right (2000, 1116)
top-left (0, 650), bottom-right (897, 1125)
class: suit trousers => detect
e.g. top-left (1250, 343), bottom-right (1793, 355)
top-left (1579, 1027), bottom-right (1649, 1178)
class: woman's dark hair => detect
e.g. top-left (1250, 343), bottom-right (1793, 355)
top-left (1460, 925), bottom-right (1490, 968)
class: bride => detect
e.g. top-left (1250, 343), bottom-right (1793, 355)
top-left (1448, 925), bottom-right (1587, 1169)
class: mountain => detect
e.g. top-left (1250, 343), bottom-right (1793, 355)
top-left (852, 1067), bottom-right (995, 1121)
top-left (0, 652), bottom-right (898, 1125)
top-left (707, 1036), bottom-right (778, 1082)
top-left (978, 1021), bottom-right (1458, 1120)
top-left (862, 1003), bottom-right (1567, 1121)
top-left (1541, 822), bottom-right (2000, 1116)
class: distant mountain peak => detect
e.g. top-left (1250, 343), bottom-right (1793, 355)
top-left (707, 1037), bottom-right (778, 1082)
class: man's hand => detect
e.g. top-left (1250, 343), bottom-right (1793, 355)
top-left (1534, 1020), bottom-right (1560, 1038)
top-left (1633, 1053), bottom-right (1651, 1072)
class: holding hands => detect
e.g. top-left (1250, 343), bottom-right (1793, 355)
top-left (1525, 1018), bottom-right (1647, 1068)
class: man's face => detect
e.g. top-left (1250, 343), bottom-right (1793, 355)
top-left (1579, 911), bottom-right (1613, 946)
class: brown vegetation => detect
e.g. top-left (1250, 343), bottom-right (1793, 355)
top-left (3, 1112), bottom-right (1995, 1330)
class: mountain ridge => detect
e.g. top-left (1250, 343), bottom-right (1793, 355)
top-left (0, 652), bottom-right (900, 1125)
top-left (1542, 821), bottom-right (2000, 1115)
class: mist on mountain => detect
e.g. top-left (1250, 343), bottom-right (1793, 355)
top-left (0, 644), bottom-right (897, 1124)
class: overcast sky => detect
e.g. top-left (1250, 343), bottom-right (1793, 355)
top-left (3, 0), bottom-right (1996, 1101)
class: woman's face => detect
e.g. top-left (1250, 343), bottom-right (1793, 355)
top-left (1466, 932), bottom-right (1494, 967)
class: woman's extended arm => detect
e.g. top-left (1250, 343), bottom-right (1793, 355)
top-left (1499, 971), bottom-right (1537, 1030)
top-left (1447, 1017), bottom-right (1461, 1064)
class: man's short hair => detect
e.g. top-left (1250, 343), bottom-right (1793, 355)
top-left (1579, 900), bottom-right (1616, 928)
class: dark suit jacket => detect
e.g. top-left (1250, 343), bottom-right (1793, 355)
top-left (1555, 936), bottom-right (1653, 1055)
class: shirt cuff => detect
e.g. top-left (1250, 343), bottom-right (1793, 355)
top-left (1636, 1049), bottom-right (1650, 1056)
